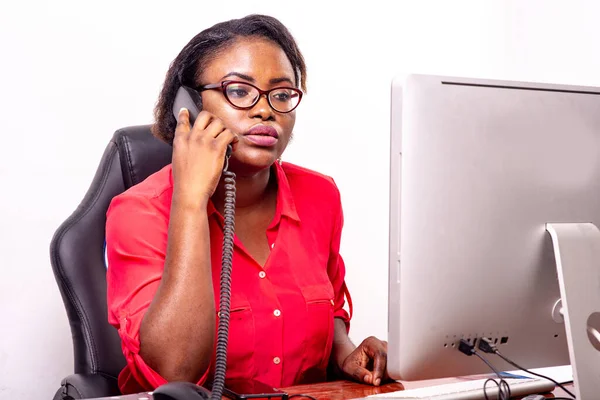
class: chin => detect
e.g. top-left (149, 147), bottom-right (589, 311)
top-left (228, 149), bottom-right (278, 176)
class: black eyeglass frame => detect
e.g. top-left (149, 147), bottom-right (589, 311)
top-left (196, 80), bottom-right (303, 113)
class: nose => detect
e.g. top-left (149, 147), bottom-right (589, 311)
top-left (249, 94), bottom-right (275, 120)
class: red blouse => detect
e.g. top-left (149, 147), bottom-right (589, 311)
top-left (106, 161), bottom-right (352, 394)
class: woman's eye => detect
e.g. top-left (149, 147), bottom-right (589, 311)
top-left (228, 88), bottom-right (250, 98)
top-left (272, 91), bottom-right (292, 102)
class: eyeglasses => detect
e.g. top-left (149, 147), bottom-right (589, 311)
top-left (196, 80), bottom-right (303, 113)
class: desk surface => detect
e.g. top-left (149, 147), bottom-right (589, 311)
top-left (104, 379), bottom-right (574, 399)
top-left (282, 379), bottom-right (574, 399)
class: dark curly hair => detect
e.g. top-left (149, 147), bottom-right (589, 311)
top-left (152, 14), bottom-right (307, 145)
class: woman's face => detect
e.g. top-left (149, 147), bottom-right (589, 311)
top-left (197, 37), bottom-right (298, 175)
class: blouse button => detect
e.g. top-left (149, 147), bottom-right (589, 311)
top-left (259, 271), bottom-right (266, 279)
top-left (273, 357), bottom-right (281, 365)
top-left (271, 243), bottom-right (275, 249)
top-left (273, 309), bottom-right (281, 317)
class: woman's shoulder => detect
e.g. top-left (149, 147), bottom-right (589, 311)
top-left (281, 162), bottom-right (341, 202)
top-left (120, 164), bottom-right (173, 199)
top-left (283, 161), bottom-right (337, 184)
top-left (108, 164), bottom-right (174, 215)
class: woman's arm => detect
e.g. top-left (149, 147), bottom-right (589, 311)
top-left (137, 109), bottom-right (238, 382)
top-left (330, 318), bottom-right (389, 386)
top-left (138, 194), bottom-right (215, 382)
top-left (325, 179), bottom-right (388, 385)
top-left (329, 318), bottom-right (357, 377)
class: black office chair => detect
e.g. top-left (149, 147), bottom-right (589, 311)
top-left (50, 125), bottom-right (172, 399)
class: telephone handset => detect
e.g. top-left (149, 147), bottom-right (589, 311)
top-left (172, 86), bottom-right (233, 158)
top-left (172, 86), bottom-right (236, 400)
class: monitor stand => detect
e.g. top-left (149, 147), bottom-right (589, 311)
top-left (546, 222), bottom-right (600, 400)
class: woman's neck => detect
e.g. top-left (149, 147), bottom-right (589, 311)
top-left (211, 165), bottom-right (276, 215)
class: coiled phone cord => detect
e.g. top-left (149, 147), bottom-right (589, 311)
top-left (211, 147), bottom-right (236, 400)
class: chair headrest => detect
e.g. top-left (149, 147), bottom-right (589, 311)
top-left (113, 125), bottom-right (173, 188)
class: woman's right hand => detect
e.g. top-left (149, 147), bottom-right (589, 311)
top-left (172, 108), bottom-right (238, 205)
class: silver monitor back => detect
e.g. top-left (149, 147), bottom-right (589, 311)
top-left (388, 73), bottom-right (600, 381)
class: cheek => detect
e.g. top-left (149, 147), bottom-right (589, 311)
top-left (219, 110), bottom-right (247, 133)
top-left (201, 93), bottom-right (235, 117)
top-left (201, 99), bottom-right (245, 131)
top-left (281, 113), bottom-right (297, 135)
top-left (277, 119), bottom-right (295, 149)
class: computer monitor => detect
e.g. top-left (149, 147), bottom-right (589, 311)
top-left (387, 74), bottom-right (600, 398)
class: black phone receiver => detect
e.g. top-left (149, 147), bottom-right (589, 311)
top-left (173, 86), bottom-right (202, 125)
top-left (173, 86), bottom-right (233, 159)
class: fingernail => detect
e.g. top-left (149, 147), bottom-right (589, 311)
top-left (179, 107), bottom-right (187, 114)
top-left (375, 378), bottom-right (381, 386)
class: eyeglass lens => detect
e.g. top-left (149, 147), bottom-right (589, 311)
top-left (224, 82), bottom-right (300, 112)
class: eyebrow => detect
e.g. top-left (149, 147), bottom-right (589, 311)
top-left (221, 72), bottom-right (295, 86)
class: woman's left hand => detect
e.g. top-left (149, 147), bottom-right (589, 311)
top-left (340, 336), bottom-right (390, 386)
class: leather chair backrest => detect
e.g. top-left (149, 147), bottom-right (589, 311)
top-left (50, 125), bottom-right (172, 378)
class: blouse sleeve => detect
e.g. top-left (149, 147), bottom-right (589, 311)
top-left (105, 193), bottom-right (210, 392)
top-left (326, 180), bottom-right (353, 331)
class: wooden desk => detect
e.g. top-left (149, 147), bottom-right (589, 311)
top-left (283, 380), bottom-right (404, 400)
top-left (281, 379), bottom-right (575, 399)
top-left (105, 379), bottom-right (574, 399)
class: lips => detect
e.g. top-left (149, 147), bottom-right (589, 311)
top-left (243, 125), bottom-right (279, 147)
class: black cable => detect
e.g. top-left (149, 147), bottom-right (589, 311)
top-left (472, 350), bottom-right (502, 378)
top-left (459, 339), bottom-right (510, 400)
top-left (493, 349), bottom-right (576, 399)
top-left (210, 150), bottom-right (236, 400)
top-left (472, 351), bottom-right (511, 400)
top-left (289, 395), bottom-right (318, 400)
top-left (482, 379), bottom-right (504, 400)
top-left (477, 337), bottom-right (576, 399)
top-left (481, 339), bottom-right (574, 398)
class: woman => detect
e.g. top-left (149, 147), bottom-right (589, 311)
top-left (106, 14), bottom-right (389, 395)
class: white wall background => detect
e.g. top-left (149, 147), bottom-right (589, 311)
top-left (2, 0), bottom-right (600, 398)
